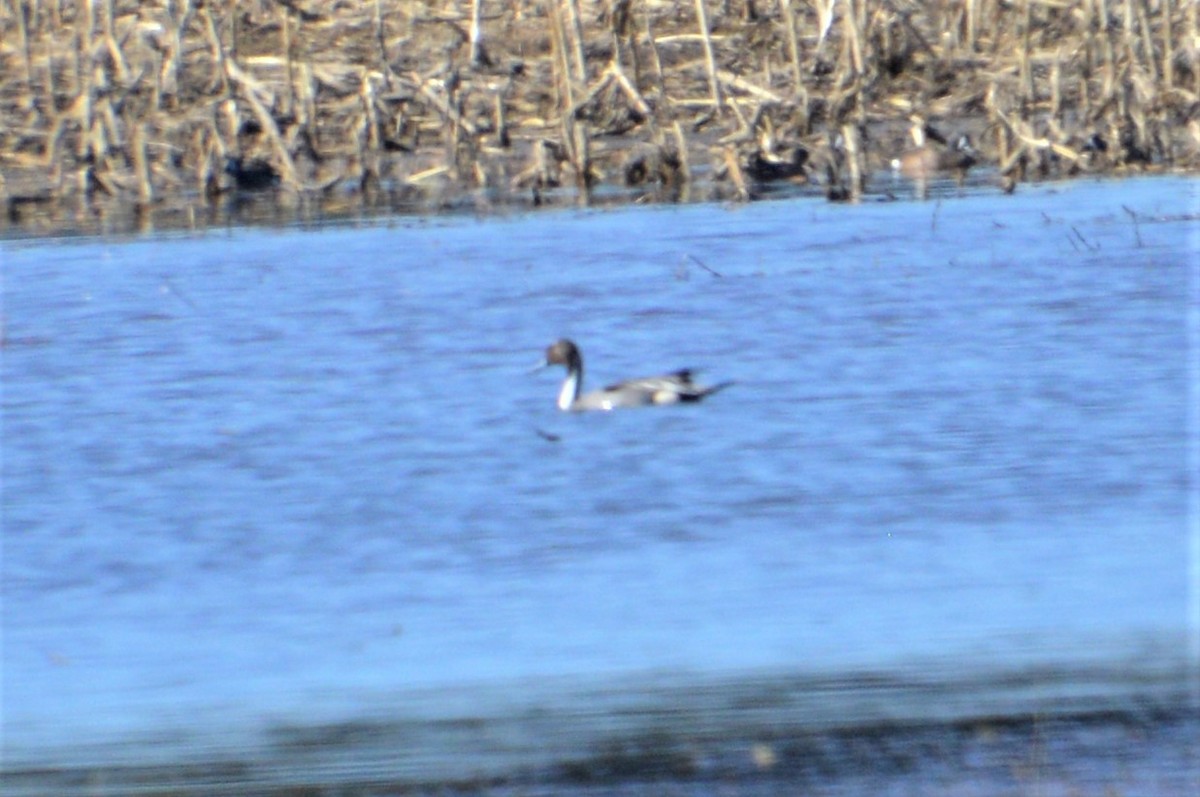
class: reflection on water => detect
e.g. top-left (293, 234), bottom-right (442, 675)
top-left (2, 176), bottom-right (1197, 795)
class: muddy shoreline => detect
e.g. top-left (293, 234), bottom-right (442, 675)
top-left (2, 1), bottom-right (1199, 237)
top-left (3, 704), bottom-right (1194, 796)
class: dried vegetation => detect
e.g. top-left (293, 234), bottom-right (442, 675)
top-left (1, 0), bottom-right (1198, 232)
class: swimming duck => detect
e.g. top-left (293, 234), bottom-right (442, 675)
top-left (224, 155), bottom-right (280, 191)
top-left (537, 339), bottom-right (732, 412)
top-left (891, 122), bottom-right (977, 181)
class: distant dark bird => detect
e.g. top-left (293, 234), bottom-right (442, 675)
top-left (746, 146), bottom-right (808, 183)
top-left (224, 156), bottom-right (280, 191)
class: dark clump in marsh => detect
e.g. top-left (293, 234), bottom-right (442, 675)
top-left (1, 1), bottom-right (1198, 234)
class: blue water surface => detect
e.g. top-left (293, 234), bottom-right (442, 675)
top-left (2, 176), bottom-right (1196, 779)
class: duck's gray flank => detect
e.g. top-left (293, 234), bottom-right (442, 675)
top-left (537, 339), bottom-right (732, 412)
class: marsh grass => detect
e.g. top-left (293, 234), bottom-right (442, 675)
top-left (1, 1), bottom-right (1197, 230)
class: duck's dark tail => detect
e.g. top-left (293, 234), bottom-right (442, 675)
top-left (688, 381), bottom-right (735, 402)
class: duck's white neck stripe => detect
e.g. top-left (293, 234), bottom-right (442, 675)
top-left (558, 370), bottom-right (580, 411)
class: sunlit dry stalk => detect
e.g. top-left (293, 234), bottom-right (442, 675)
top-left (608, 0), bottom-right (636, 87)
top-left (164, 0), bottom-right (189, 107)
top-left (694, 0), bottom-right (724, 111)
top-left (98, 0), bottom-right (130, 85)
top-left (444, 81), bottom-right (463, 179)
top-left (494, 92), bottom-right (509, 148)
top-left (1099, 0), bottom-right (1117, 106)
top-left (641, 3), bottom-right (668, 104)
top-left (359, 70), bottom-right (380, 152)
top-left (1017, 0), bottom-right (1033, 105)
top-left (777, 0), bottom-right (802, 94)
top-left (544, 0), bottom-right (588, 190)
top-left (814, 0), bottom-right (837, 54)
top-left (413, 74), bottom-right (478, 136)
top-left (1134, 0), bottom-right (1156, 86)
top-left (671, 120), bottom-right (691, 193)
top-left (79, 0), bottom-right (99, 82)
top-left (853, 0), bottom-right (868, 77)
top-left (39, 1), bottom-right (58, 107)
top-left (964, 0), bottom-right (977, 51)
top-left (1189, 0), bottom-right (1200, 98)
top-left (279, 2), bottom-right (295, 118)
top-left (1049, 48), bottom-right (1062, 123)
top-left (131, 122), bottom-right (153, 204)
top-left (1159, 0), bottom-right (1172, 91)
top-left (548, 1), bottom-right (575, 119)
top-left (200, 2), bottom-right (229, 95)
top-left (372, 0), bottom-right (392, 83)
top-left (469, 0), bottom-right (486, 69)
top-left (563, 0), bottom-right (588, 85)
top-left (609, 62), bottom-right (652, 118)
top-left (14, 0), bottom-right (34, 91)
top-left (721, 145), bottom-right (748, 200)
top-left (839, 121), bottom-right (862, 199)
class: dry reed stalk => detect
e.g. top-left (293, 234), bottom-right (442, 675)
top-left (671, 120), bottom-right (691, 189)
top-left (693, 0), bottom-right (724, 111)
top-left (494, 92), bottom-right (509, 148)
top-left (1017, 0), bottom-right (1033, 105)
top-left (163, 0), bottom-right (187, 106)
top-left (843, 0), bottom-right (865, 79)
top-left (224, 59), bottom-right (301, 188)
top-left (99, 95), bottom-right (120, 159)
top-left (723, 95), bottom-right (751, 141)
top-left (777, 0), bottom-right (802, 94)
top-left (412, 74), bottom-right (479, 137)
top-left (359, 71), bottom-right (380, 153)
top-left (641, 3), bottom-right (668, 104)
top-left (14, 0), bottom-right (34, 91)
top-left (406, 165), bottom-right (449, 185)
top-left (1133, 0), bottom-right (1154, 70)
top-left (39, 2), bottom-right (58, 109)
top-left (79, 0), bottom-right (96, 70)
top-left (547, 0), bottom-right (589, 190)
top-left (1159, 0), bottom-right (1173, 91)
top-left (547, 2), bottom-right (575, 118)
top-left (469, 0), bottom-right (486, 69)
top-left (372, 0), bottom-right (386, 74)
top-left (608, 62), bottom-right (653, 118)
top-left (572, 71), bottom-right (616, 115)
top-left (839, 121), bottom-right (862, 199)
top-left (293, 59), bottom-right (314, 143)
top-left (1049, 47), bottom-right (1062, 123)
top-left (964, 0), bottom-right (978, 51)
top-left (814, 0), bottom-right (836, 54)
top-left (1188, 0), bottom-right (1199, 98)
top-left (199, 2), bottom-right (228, 95)
top-left (443, 82), bottom-right (463, 180)
top-left (98, 0), bottom-right (130, 85)
top-left (130, 122), bottom-right (153, 204)
top-left (279, 3), bottom-right (296, 119)
top-left (721, 145), bottom-right (748, 200)
top-left (717, 69), bottom-right (783, 103)
top-left (563, 0), bottom-right (588, 86)
top-left (215, 98), bottom-right (238, 155)
top-left (608, 0), bottom-right (635, 86)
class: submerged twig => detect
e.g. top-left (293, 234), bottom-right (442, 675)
top-left (1122, 205), bottom-right (1144, 248)
top-left (685, 254), bottom-right (723, 278)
